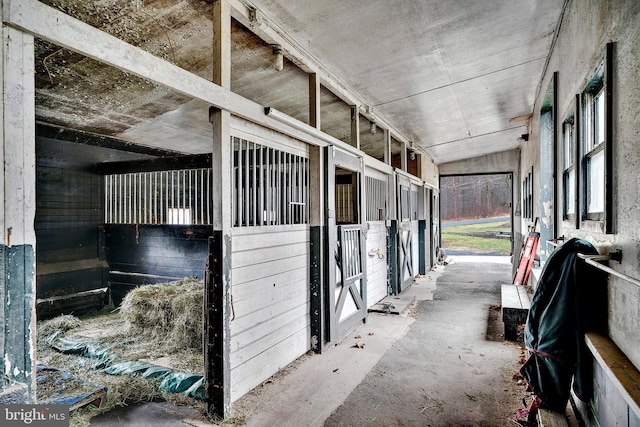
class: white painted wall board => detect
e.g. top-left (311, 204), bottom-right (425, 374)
top-left (230, 307), bottom-right (308, 364)
top-left (230, 225), bottom-right (310, 402)
top-left (231, 266), bottom-right (307, 303)
top-left (366, 222), bottom-right (388, 307)
top-left (231, 282), bottom-right (308, 336)
top-left (230, 327), bottom-right (309, 401)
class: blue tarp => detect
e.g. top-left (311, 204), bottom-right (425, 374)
top-left (49, 335), bottom-right (205, 399)
top-left (104, 361), bottom-right (205, 399)
top-left (36, 362), bottom-right (107, 407)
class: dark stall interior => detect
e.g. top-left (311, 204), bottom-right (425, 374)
top-left (35, 124), bottom-right (212, 318)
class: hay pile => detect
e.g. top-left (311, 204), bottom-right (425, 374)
top-left (119, 277), bottom-right (204, 352)
top-left (36, 278), bottom-right (207, 427)
top-left (37, 314), bottom-right (82, 342)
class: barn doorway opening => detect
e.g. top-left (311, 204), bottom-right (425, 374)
top-left (439, 173), bottom-right (513, 256)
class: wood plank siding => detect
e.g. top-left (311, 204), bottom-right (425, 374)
top-left (365, 222), bottom-right (388, 307)
top-left (229, 226), bottom-right (310, 401)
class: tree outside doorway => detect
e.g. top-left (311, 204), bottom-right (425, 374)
top-left (440, 174), bottom-right (512, 256)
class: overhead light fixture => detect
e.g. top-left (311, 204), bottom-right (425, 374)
top-left (410, 150), bottom-right (416, 161)
top-left (249, 8), bottom-right (263, 26)
top-left (272, 46), bottom-right (283, 71)
top-left (370, 121), bottom-right (377, 135)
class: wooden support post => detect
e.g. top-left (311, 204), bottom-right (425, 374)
top-left (0, 23), bottom-right (37, 403)
top-left (383, 129), bottom-right (392, 165)
top-left (309, 145), bottom-right (325, 352)
top-left (400, 142), bottom-right (408, 172)
top-left (309, 73), bottom-right (321, 130)
top-left (205, 0), bottom-right (232, 418)
top-left (351, 105), bottom-right (360, 150)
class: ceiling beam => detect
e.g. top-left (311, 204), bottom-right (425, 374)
top-left (228, 0), bottom-right (415, 148)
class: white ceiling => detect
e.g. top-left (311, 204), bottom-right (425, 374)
top-left (34, 0), bottom-right (566, 165)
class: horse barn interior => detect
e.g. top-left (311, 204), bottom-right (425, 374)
top-left (1, 0), bottom-right (640, 425)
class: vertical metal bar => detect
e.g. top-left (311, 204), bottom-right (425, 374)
top-left (105, 176), bottom-right (109, 223)
top-left (126, 173), bottom-right (129, 223)
top-left (104, 176), bottom-right (108, 223)
top-left (207, 167), bottom-right (211, 224)
top-left (132, 173), bottom-right (137, 223)
top-left (130, 173), bottom-right (134, 224)
top-left (237, 138), bottom-right (242, 226)
top-left (145, 172), bottom-right (149, 224)
top-left (193, 169), bottom-right (198, 224)
top-left (160, 172), bottom-right (164, 224)
top-left (182, 170), bottom-right (186, 223)
top-left (198, 169), bottom-right (202, 224)
top-left (259, 146), bottom-right (264, 225)
top-left (139, 172), bottom-right (143, 223)
top-left (167, 170), bottom-right (170, 224)
top-left (120, 174), bottom-right (123, 224)
top-left (188, 169), bottom-right (192, 224)
top-left (153, 172), bottom-right (157, 224)
top-left (141, 172), bottom-right (144, 223)
top-left (107, 175), bottom-right (110, 223)
top-left (116, 175), bottom-right (120, 223)
top-left (232, 144), bottom-right (236, 226)
top-left (122, 174), bottom-right (126, 223)
top-left (266, 148), bottom-right (271, 225)
top-left (278, 150), bottom-right (282, 225)
top-left (244, 140), bottom-right (249, 226)
top-left (289, 153), bottom-right (293, 224)
top-left (306, 158), bottom-right (309, 223)
top-left (277, 150), bottom-right (282, 225)
top-left (252, 142), bottom-right (257, 226)
top-left (170, 170), bottom-right (174, 220)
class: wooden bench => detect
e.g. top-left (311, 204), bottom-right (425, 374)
top-left (501, 284), bottom-right (531, 341)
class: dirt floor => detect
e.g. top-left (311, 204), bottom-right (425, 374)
top-left (322, 258), bottom-right (529, 427)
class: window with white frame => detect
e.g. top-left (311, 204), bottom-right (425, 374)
top-left (583, 80), bottom-right (605, 221)
top-left (522, 168), bottom-right (533, 221)
top-left (562, 115), bottom-right (576, 219)
top-left (580, 42), bottom-right (618, 233)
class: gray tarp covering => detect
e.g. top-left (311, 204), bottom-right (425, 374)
top-left (520, 238), bottom-right (607, 413)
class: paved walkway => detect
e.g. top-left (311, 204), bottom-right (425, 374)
top-left (233, 255), bottom-right (528, 427)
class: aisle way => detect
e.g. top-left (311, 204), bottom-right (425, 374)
top-left (235, 256), bottom-right (527, 427)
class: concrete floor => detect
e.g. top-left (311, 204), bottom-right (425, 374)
top-left (233, 255), bottom-right (531, 427)
top-left (91, 256), bottom-right (537, 426)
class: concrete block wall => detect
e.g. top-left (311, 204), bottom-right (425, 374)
top-left (523, 0), bottom-right (640, 424)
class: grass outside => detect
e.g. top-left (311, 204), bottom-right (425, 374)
top-left (441, 221), bottom-right (511, 255)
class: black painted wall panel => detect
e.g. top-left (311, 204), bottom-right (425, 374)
top-left (35, 133), bottom-right (154, 314)
top-left (103, 224), bottom-right (211, 306)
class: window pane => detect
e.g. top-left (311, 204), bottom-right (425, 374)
top-left (588, 149), bottom-right (605, 213)
top-left (563, 122), bottom-right (574, 168)
top-left (595, 89), bottom-right (605, 146)
top-left (565, 169), bottom-right (575, 215)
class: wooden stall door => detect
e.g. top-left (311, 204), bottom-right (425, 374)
top-left (325, 147), bottom-right (367, 344)
top-left (396, 175), bottom-right (414, 293)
